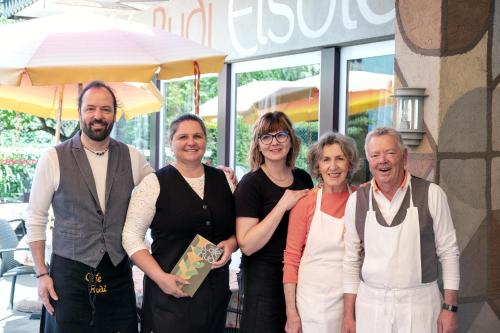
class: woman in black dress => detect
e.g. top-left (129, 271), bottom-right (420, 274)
top-left (122, 114), bottom-right (237, 333)
top-left (235, 111), bottom-right (313, 332)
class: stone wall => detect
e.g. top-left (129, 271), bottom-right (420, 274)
top-left (395, 0), bottom-right (500, 331)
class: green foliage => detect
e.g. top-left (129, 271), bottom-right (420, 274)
top-left (113, 114), bottom-right (152, 160)
top-left (235, 117), bottom-right (252, 168)
top-left (294, 121), bottom-right (318, 171)
top-left (0, 109), bottom-right (79, 201)
top-left (347, 113), bottom-right (374, 183)
top-left (0, 109), bottom-right (79, 145)
top-left (162, 77), bottom-right (219, 164)
top-left (237, 65), bottom-right (320, 87)
top-left (0, 148), bottom-right (40, 202)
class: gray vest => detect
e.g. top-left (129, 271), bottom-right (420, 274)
top-left (52, 132), bottom-right (134, 268)
top-left (355, 176), bottom-right (439, 284)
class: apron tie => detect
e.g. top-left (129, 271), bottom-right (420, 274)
top-left (87, 267), bottom-right (97, 326)
top-left (383, 284), bottom-right (398, 325)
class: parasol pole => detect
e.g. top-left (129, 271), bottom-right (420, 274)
top-left (54, 84), bottom-right (64, 144)
top-left (193, 61), bottom-right (201, 115)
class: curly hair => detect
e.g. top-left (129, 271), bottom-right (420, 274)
top-left (307, 131), bottom-right (360, 183)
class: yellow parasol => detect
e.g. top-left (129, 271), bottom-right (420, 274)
top-left (0, 74), bottom-right (162, 121)
top-left (0, 13), bottom-right (226, 141)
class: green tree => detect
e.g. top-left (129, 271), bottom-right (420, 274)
top-left (237, 65), bottom-right (320, 86)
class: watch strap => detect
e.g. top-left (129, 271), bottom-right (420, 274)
top-left (442, 303), bottom-right (458, 312)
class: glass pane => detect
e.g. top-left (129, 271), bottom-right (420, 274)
top-left (234, 63), bottom-right (320, 179)
top-left (163, 76), bottom-right (219, 166)
top-left (112, 114), bottom-right (153, 162)
top-left (0, 112), bottom-right (77, 203)
top-left (346, 55), bottom-right (394, 183)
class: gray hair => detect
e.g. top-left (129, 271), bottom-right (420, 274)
top-left (364, 127), bottom-right (406, 156)
top-left (307, 131), bottom-right (360, 183)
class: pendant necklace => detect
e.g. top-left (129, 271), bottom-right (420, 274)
top-left (83, 144), bottom-right (109, 156)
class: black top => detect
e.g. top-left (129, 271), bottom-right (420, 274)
top-left (234, 167), bottom-right (313, 265)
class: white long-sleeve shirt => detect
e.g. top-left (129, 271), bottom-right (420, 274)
top-left (27, 145), bottom-right (153, 243)
top-left (122, 170), bottom-right (235, 257)
top-left (343, 174), bottom-right (460, 293)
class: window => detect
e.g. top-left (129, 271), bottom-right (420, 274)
top-left (112, 114), bottom-right (154, 162)
top-left (231, 52), bottom-right (321, 179)
top-left (340, 41), bottom-right (395, 183)
top-left (160, 76), bottom-right (219, 167)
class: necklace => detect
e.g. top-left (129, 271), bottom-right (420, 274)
top-left (262, 165), bottom-right (292, 184)
top-left (83, 144), bottom-right (109, 156)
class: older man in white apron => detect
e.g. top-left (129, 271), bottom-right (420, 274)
top-left (342, 127), bottom-right (460, 333)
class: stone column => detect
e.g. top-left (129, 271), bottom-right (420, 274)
top-left (395, 0), bottom-right (500, 331)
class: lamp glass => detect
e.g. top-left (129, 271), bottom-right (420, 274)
top-left (394, 90), bottom-right (424, 132)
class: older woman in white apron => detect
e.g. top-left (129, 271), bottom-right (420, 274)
top-left (283, 132), bottom-right (359, 333)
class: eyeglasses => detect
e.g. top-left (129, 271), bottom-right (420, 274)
top-left (259, 131), bottom-right (289, 145)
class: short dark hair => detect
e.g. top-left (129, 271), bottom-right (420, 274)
top-left (169, 113), bottom-right (207, 142)
top-left (78, 80), bottom-right (117, 113)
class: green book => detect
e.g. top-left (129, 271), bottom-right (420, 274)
top-left (171, 234), bottom-right (223, 297)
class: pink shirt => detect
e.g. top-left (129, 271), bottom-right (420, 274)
top-left (283, 186), bottom-right (355, 284)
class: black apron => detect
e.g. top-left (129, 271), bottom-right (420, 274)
top-left (42, 253), bottom-right (137, 333)
top-left (239, 260), bottom-right (286, 333)
top-left (141, 264), bottom-right (231, 333)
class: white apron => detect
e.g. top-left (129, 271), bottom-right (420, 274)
top-left (356, 183), bottom-right (441, 333)
top-left (296, 188), bottom-right (349, 333)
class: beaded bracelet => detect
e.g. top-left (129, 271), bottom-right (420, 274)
top-left (35, 272), bottom-right (49, 279)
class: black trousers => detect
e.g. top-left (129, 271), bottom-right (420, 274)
top-left (239, 261), bottom-right (286, 333)
top-left (42, 253), bottom-right (138, 333)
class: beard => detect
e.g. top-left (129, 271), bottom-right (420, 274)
top-left (81, 119), bottom-right (114, 142)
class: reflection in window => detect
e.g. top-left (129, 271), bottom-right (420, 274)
top-left (112, 114), bottom-right (153, 162)
top-left (346, 55), bottom-right (394, 183)
top-left (164, 77), bottom-right (219, 166)
top-left (233, 64), bottom-right (320, 177)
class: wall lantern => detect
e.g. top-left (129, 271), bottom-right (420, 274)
top-left (393, 87), bottom-right (427, 148)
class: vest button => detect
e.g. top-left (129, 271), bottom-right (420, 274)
top-left (205, 221), bottom-right (211, 226)
top-left (202, 204), bottom-right (207, 209)
top-left (100, 249), bottom-right (105, 254)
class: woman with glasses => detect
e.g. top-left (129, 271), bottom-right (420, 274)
top-left (283, 132), bottom-right (359, 333)
top-left (235, 111), bottom-right (313, 332)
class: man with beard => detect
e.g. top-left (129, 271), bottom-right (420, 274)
top-left (27, 81), bottom-right (153, 332)
top-left (342, 127), bottom-right (460, 333)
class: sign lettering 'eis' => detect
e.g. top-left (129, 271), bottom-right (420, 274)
top-left (148, 0), bottom-right (394, 60)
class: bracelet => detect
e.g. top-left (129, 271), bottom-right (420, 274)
top-left (442, 303), bottom-right (458, 312)
top-left (35, 272), bottom-right (49, 279)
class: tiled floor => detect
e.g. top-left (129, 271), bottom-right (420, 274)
top-left (0, 275), bottom-right (40, 333)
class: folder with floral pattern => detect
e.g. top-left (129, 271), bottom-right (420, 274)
top-left (171, 234), bottom-right (223, 297)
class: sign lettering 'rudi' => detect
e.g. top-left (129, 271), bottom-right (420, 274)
top-left (145, 0), bottom-right (394, 60)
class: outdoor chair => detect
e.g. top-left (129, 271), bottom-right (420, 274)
top-left (7, 218), bottom-right (27, 240)
top-left (0, 218), bottom-right (36, 309)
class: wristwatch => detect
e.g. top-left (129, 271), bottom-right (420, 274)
top-left (442, 303), bottom-right (458, 312)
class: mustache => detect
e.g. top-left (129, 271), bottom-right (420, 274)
top-left (90, 119), bottom-right (108, 126)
